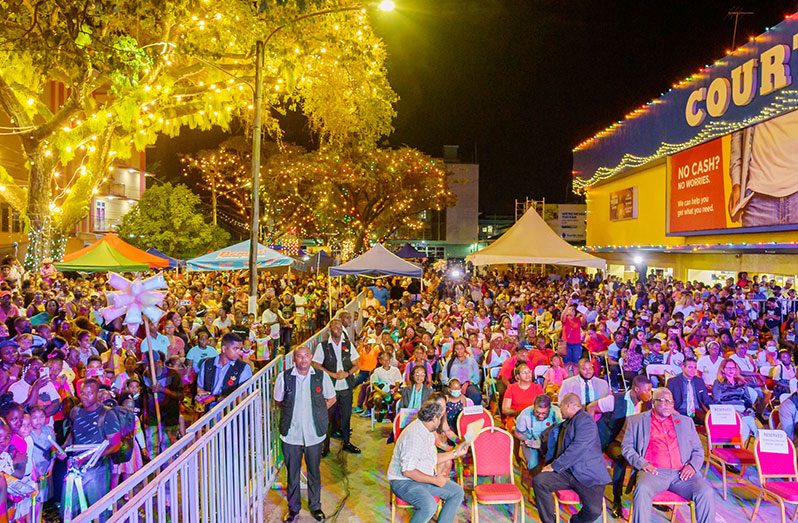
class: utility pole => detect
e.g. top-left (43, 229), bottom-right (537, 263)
top-left (727, 7), bottom-right (753, 50)
top-left (248, 40), bottom-right (264, 315)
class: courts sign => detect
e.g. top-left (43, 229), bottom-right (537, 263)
top-left (573, 15), bottom-right (798, 190)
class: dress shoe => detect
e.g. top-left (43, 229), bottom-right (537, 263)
top-left (610, 502), bottom-right (623, 518)
top-left (283, 510), bottom-right (300, 522)
top-left (330, 430), bottom-right (343, 440)
top-left (342, 443), bottom-right (361, 454)
top-left (311, 509), bottom-right (326, 521)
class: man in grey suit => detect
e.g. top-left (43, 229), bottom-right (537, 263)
top-left (622, 388), bottom-right (715, 523)
top-left (532, 393), bottom-right (611, 523)
top-left (558, 358), bottom-right (610, 405)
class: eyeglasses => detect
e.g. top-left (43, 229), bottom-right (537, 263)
top-left (653, 398), bottom-right (674, 405)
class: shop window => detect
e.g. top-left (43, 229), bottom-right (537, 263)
top-left (0, 204), bottom-right (8, 233)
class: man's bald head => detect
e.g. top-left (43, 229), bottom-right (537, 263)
top-left (560, 393), bottom-right (582, 419)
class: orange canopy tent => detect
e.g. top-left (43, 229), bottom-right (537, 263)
top-left (62, 233), bottom-right (169, 269)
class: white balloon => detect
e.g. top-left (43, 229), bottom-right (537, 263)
top-left (143, 305), bottom-right (165, 324)
top-left (141, 274), bottom-right (167, 291)
top-left (125, 303), bottom-right (142, 326)
top-left (139, 291), bottom-right (166, 307)
top-left (108, 273), bottom-right (131, 292)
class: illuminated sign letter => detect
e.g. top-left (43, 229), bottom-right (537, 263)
top-left (731, 58), bottom-right (758, 106)
top-left (706, 77), bottom-right (731, 117)
top-left (685, 88), bottom-right (707, 127)
top-left (760, 44), bottom-right (792, 96)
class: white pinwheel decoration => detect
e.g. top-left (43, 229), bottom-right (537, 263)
top-left (101, 273), bottom-right (168, 334)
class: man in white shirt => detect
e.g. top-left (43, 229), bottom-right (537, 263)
top-left (274, 346), bottom-right (336, 522)
top-left (211, 307), bottom-right (232, 333)
top-left (312, 319), bottom-right (361, 455)
top-left (387, 398), bottom-right (466, 523)
top-left (729, 109), bottom-right (798, 228)
top-left (261, 299), bottom-right (282, 340)
top-left (139, 321), bottom-right (169, 360)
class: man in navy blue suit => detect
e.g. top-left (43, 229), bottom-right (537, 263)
top-left (532, 393), bottom-right (611, 523)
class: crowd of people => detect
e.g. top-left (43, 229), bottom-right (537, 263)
top-left (276, 267), bottom-right (798, 523)
top-left (0, 257), bottom-right (354, 522)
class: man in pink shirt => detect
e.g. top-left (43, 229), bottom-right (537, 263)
top-left (561, 305), bottom-right (584, 373)
top-left (621, 388), bottom-right (714, 523)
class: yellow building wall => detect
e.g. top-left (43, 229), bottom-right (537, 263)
top-left (585, 161), bottom-right (798, 248)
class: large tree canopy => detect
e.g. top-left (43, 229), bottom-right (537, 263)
top-left (0, 0), bottom-right (397, 266)
top-left (117, 183), bottom-right (229, 259)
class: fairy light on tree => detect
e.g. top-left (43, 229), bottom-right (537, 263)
top-left (0, 0), bottom-right (397, 269)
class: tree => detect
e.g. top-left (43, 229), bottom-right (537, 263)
top-left (0, 0), bottom-right (397, 268)
top-left (117, 183), bottom-right (229, 259)
top-left (180, 138), bottom-right (251, 226)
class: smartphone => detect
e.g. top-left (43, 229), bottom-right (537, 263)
top-left (114, 336), bottom-right (123, 349)
top-left (39, 367), bottom-right (50, 379)
top-left (86, 368), bottom-right (103, 378)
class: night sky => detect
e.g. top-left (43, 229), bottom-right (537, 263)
top-left (150, 0), bottom-right (797, 216)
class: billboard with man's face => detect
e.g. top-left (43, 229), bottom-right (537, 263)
top-left (667, 109), bottom-right (798, 235)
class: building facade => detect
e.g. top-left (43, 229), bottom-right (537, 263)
top-left (574, 15), bottom-right (798, 284)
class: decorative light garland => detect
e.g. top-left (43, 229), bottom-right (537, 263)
top-left (581, 241), bottom-right (798, 253)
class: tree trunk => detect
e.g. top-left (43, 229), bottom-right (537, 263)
top-left (24, 150), bottom-right (54, 271)
top-left (211, 184), bottom-right (218, 226)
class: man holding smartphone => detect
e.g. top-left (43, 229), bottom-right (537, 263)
top-left (9, 356), bottom-right (61, 422)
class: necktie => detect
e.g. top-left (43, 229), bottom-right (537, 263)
top-left (555, 418), bottom-right (570, 457)
top-left (686, 379), bottom-right (695, 416)
top-left (583, 379), bottom-right (591, 404)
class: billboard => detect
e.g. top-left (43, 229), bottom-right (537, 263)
top-left (609, 187), bottom-right (638, 221)
top-left (667, 109), bottom-right (798, 235)
top-left (573, 15), bottom-right (798, 190)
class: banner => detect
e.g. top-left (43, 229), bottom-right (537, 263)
top-left (667, 110), bottom-right (798, 235)
top-left (574, 15), bottom-right (798, 190)
top-left (609, 187), bottom-right (637, 221)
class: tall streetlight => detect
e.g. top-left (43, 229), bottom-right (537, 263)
top-left (248, 1), bottom-right (395, 313)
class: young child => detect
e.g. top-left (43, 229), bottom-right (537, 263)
top-left (27, 406), bottom-right (60, 504)
top-left (542, 354), bottom-right (567, 396)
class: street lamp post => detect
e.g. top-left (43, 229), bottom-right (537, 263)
top-left (247, 1), bottom-right (394, 314)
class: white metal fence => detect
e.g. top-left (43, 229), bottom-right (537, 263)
top-left (74, 289), bottom-right (366, 523)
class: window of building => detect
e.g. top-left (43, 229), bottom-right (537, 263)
top-left (11, 210), bottom-right (21, 233)
top-left (95, 200), bottom-right (106, 231)
top-left (0, 204), bottom-right (9, 233)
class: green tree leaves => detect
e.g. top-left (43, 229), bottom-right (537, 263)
top-left (117, 183), bottom-right (230, 259)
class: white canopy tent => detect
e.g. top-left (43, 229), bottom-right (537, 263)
top-left (466, 208), bottom-right (606, 269)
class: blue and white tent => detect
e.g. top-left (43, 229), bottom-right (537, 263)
top-left (145, 248), bottom-right (185, 269)
top-left (186, 240), bottom-right (293, 272)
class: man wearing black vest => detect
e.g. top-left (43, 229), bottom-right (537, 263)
top-left (586, 374), bottom-right (652, 518)
top-left (275, 345), bottom-right (336, 522)
top-left (312, 318), bottom-right (361, 455)
top-left (195, 333), bottom-right (251, 412)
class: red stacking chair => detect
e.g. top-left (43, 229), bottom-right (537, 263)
top-left (751, 434), bottom-right (798, 523)
top-left (552, 489), bottom-right (608, 523)
top-left (628, 490), bottom-right (696, 523)
top-left (769, 406), bottom-right (781, 430)
top-left (704, 410), bottom-right (755, 499)
top-left (456, 407), bottom-right (495, 487)
top-left (470, 427), bottom-right (525, 522)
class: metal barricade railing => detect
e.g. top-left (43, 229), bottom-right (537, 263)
top-left (76, 392), bottom-right (265, 523)
top-left (73, 289), bottom-right (367, 522)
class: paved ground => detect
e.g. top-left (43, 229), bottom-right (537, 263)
top-left (265, 414), bottom-right (778, 522)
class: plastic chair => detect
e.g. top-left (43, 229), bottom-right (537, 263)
top-left (534, 365), bottom-right (550, 384)
top-left (471, 427), bottom-right (525, 522)
top-left (704, 410), bottom-right (756, 500)
top-left (618, 357), bottom-right (628, 391)
top-left (552, 490), bottom-right (608, 523)
top-left (456, 407), bottom-right (495, 486)
top-left (751, 435), bottom-right (798, 523)
top-left (645, 364), bottom-right (673, 381)
top-left (628, 490), bottom-right (696, 523)
top-left (770, 406), bottom-right (781, 431)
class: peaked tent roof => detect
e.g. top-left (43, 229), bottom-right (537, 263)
top-left (395, 243), bottom-right (426, 259)
top-left (465, 208), bottom-right (606, 269)
top-left (62, 233), bottom-right (169, 269)
top-left (307, 250), bottom-right (333, 271)
top-left (146, 248), bottom-right (185, 269)
top-left (186, 240), bottom-right (293, 272)
top-left (329, 243), bottom-right (423, 278)
top-left (54, 242), bottom-right (150, 273)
